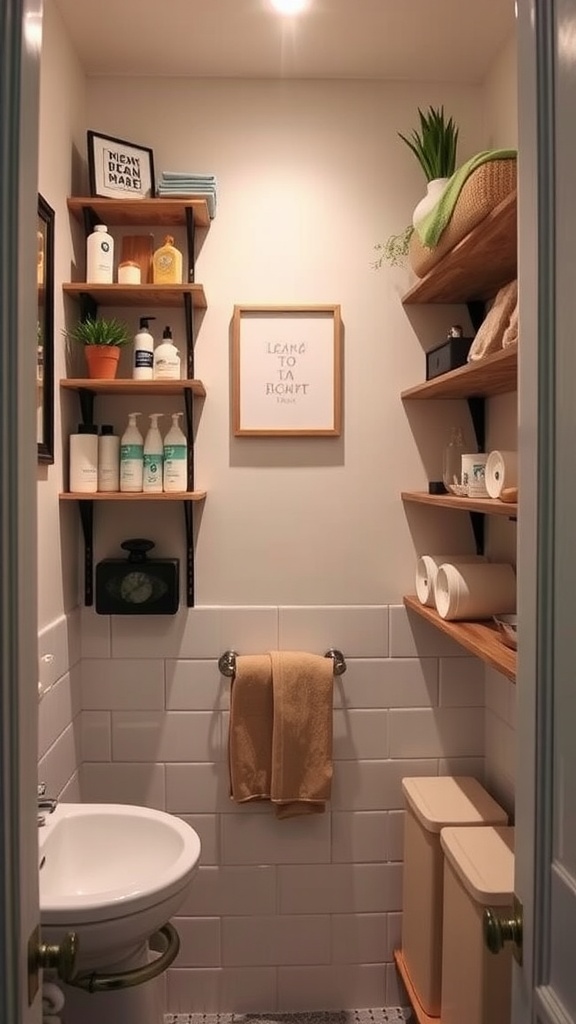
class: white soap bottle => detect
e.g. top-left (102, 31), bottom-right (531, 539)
top-left (97, 424), bottom-right (120, 492)
top-left (120, 412), bottom-right (143, 492)
top-left (163, 412), bottom-right (188, 493)
top-left (153, 325), bottom-right (181, 380)
top-left (143, 413), bottom-right (164, 493)
top-left (133, 315), bottom-right (156, 380)
top-left (69, 424), bottom-right (98, 493)
top-left (86, 224), bottom-right (114, 284)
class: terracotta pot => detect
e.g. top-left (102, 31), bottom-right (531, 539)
top-left (84, 345), bottom-right (121, 380)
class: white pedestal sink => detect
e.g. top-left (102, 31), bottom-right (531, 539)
top-left (39, 803), bottom-right (201, 1024)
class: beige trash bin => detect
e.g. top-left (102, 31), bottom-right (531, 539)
top-left (401, 776), bottom-right (508, 1017)
top-left (440, 825), bottom-right (515, 1024)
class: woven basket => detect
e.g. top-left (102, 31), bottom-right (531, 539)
top-left (409, 158), bottom-right (517, 277)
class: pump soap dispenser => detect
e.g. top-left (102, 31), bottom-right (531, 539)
top-left (143, 414), bottom-right (164, 493)
top-left (120, 412), bottom-right (144, 493)
top-left (152, 235), bottom-right (183, 285)
top-left (163, 412), bottom-right (188, 493)
top-left (153, 326), bottom-right (181, 380)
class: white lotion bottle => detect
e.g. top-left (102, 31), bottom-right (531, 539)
top-left (133, 315), bottom-right (156, 380)
top-left (69, 424), bottom-right (98, 493)
top-left (120, 412), bottom-right (144, 492)
top-left (86, 224), bottom-right (114, 284)
top-left (97, 424), bottom-right (120, 492)
top-left (143, 413), bottom-right (164, 493)
top-left (153, 325), bottom-right (181, 380)
top-left (163, 411), bottom-right (188, 492)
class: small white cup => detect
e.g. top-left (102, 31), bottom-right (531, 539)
top-left (461, 453), bottom-right (489, 497)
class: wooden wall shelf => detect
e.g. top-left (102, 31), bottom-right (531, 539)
top-left (401, 492), bottom-right (517, 518)
top-left (67, 196), bottom-right (211, 229)
top-left (402, 192), bottom-right (517, 305)
top-left (63, 282), bottom-right (207, 309)
top-left (403, 595), bottom-right (516, 682)
top-left (60, 378), bottom-right (206, 398)
top-left (401, 346), bottom-right (517, 401)
top-left (59, 491), bottom-right (206, 502)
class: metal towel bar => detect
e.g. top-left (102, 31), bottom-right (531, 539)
top-left (218, 648), bottom-right (346, 677)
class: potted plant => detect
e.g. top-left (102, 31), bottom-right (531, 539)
top-left (64, 315), bottom-right (130, 379)
top-left (399, 106), bottom-right (459, 227)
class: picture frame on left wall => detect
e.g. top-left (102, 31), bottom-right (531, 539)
top-left (87, 130), bottom-right (155, 200)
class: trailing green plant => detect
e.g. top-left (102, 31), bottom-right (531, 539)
top-left (398, 106), bottom-right (459, 182)
top-left (64, 315), bottom-right (130, 347)
top-left (372, 225), bottom-right (414, 269)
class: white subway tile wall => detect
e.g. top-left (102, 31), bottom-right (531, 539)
top-left (484, 666), bottom-right (517, 817)
top-left (49, 603), bottom-right (500, 1012)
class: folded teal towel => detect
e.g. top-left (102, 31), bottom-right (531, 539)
top-left (161, 172), bottom-right (216, 183)
top-left (414, 149), bottom-right (517, 247)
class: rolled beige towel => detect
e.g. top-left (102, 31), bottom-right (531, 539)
top-left (468, 279), bottom-right (518, 360)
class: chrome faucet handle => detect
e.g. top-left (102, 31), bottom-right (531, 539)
top-left (37, 783), bottom-right (57, 814)
top-left (37, 782), bottom-right (46, 798)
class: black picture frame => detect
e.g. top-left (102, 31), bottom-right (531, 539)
top-left (37, 193), bottom-right (54, 464)
top-left (87, 130), bottom-right (155, 200)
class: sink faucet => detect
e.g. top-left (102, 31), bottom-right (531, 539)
top-left (37, 782), bottom-right (58, 826)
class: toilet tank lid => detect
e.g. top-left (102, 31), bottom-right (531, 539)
top-left (402, 776), bottom-right (508, 833)
top-left (440, 825), bottom-right (515, 905)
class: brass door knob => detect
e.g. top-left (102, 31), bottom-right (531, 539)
top-left (37, 931), bottom-right (79, 982)
top-left (483, 897), bottom-right (523, 965)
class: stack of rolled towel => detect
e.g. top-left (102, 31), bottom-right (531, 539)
top-left (157, 172), bottom-right (217, 218)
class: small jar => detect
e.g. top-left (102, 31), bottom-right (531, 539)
top-left (118, 260), bottom-right (141, 285)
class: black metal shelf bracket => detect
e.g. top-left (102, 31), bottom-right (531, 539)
top-left (185, 206), bottom-right (196, 284)
top-left (466, 300), bottom-right (486, 334)
top-left (467, 396), bottom-right (486, 453)
top-left (183, 500), bottom-right (194, 607)
top-left (78, 500), bottom-right (94, 606)
top-left (470, 511), bottom-right (485, 556)
top-left (78, 387), bottom-right (95, 426)
top-left (183, 290), bottom-right (195, 379)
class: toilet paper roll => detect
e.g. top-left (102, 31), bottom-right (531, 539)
top-left (435, 562), bottom-right (516, 621)
top-left (42, 983), bottom-right (65, 1014)
top-left (415, 554), bottom-right (487, 607)
top-left (485, 450), bottom-right (518, 499)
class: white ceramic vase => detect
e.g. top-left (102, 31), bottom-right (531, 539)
top-left (412, 177), bottom-right (449, 228)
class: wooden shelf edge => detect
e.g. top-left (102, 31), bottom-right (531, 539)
top-left (401, 492), bottom-right (518, 518)
top-left (403, 596), bottom-right (516, 681)
top-left (401, 346), bottom-right (518, 400)
top-left (59, 491), bottom-right (207, 501)
top-left (67, 196), bottom-right (211, 229)
top-left (393, 950), bottom-right (441, 1024)
top-left (60, 378), bottom-right (206, 397)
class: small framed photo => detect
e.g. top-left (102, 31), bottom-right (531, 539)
top-left (87, 131), bottom-right (155, 200)
top-left (232, 304), bottom-right (342, 436)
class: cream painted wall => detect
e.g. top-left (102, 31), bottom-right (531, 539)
top-left (484, 31), bottom-right (518, 150)
top-left (84, 77), bottom-right (491, 606)
top-left (37, 0), bottom-right (86, 629)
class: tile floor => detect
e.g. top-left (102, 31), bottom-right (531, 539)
top-left (165, 1011), bottom-right (413, 1024)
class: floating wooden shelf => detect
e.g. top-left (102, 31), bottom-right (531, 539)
top-left (402, 192), bottom-right (517, 305)
top-left (401, 346), bottom-right (517, 400)
top-left (401, 491), bottom-right (517, 518)
top-left (60, 491), bottom-right (206, 502)
top-left (67, 196), bottom-right (211, 229)
top-left (403, 595), bottom-right (516, 682)
top-left (393, 950), bottom-right (441, 1024)
top-left (63, 282), bottom-right (207, 309)
top-left (60, 378), bottom-right (206, 398)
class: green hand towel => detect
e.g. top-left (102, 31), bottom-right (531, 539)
top-left (414, 149), bottom-right (517, 248)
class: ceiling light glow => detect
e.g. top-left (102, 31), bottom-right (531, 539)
top-left (270, 0), bottom-right (309, 15)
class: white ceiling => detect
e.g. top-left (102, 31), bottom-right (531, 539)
top-left (53, 0), bottom-right (516, 83)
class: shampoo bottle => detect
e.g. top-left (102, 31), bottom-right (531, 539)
top-left (120, 412), bottom-right (143, 492)
top-left (98, 424), bottom-right (120, 492)
top-left (69, 424), bottom-right (98, 493)
top-left (153, 326), bottom-right (181, 380)
top-left (143, 413), bottom-right (164, 493)
top-left (133, 315), bottom-right (156, 380)
top-left (152, 235), bottom-right (183, 284)
top-left (86, 224), bottom-right (114, 284)
top-left (163, 412), bottom-right (188, 493)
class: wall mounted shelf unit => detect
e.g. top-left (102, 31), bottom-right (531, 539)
top-left (400, 192), bottom-right (518, 680)
top-left (63, 196), bottom-right (211, 608)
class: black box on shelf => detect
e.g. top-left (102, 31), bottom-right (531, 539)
top-left (426, 337), bottom-right (473, 380)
